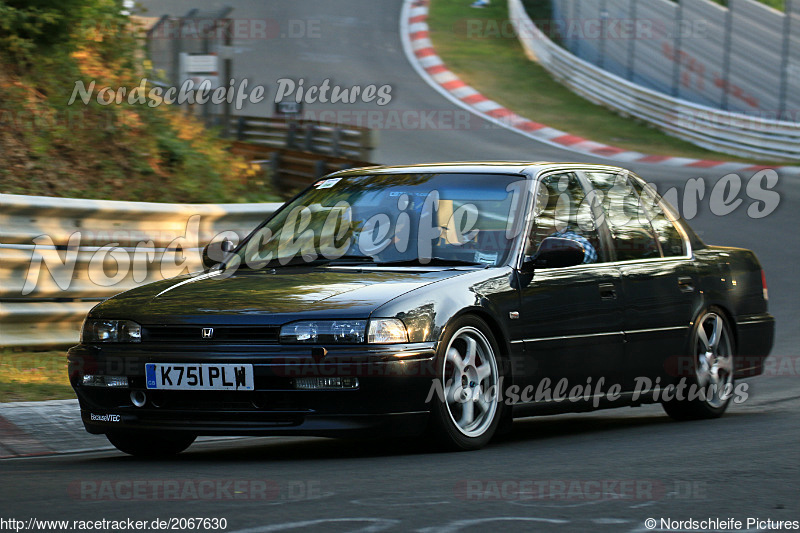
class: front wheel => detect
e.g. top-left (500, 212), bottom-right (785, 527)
top-left (107, 431), bottom-right (196, 457)
top-left (429, 316), bottom-right (504, 451)
top-left (662, 307), bottom-right (735, 421)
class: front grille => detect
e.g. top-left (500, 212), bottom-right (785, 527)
top-left (143, 325), bottom-right (280, 344)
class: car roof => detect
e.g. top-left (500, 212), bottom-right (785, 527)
top-left (327, 161), bottom-right (633, 178)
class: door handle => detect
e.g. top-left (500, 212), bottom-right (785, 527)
top-left (678, 276), bottom-right (695, 292)
top-left (599, 283), bottom-right (617, 300)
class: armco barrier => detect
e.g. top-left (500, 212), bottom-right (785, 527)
top-left (231, 141), bottom-right (376, 198)
top-left (508, 0), bottom-right (800, 161)
top-left (0, 194), bottom-right (282, 347)
top-left (229, 116), bottom-right (378, 161)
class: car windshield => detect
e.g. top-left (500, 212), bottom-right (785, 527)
top-left (232, 172), bottom-right (528, 269)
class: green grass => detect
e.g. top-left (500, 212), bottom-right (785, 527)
top-left (0, 349), bottom-right (75, 402)
top-left (708, 0), bottom-right (784, 10)
top-left (427, 0), bottom-right (780, 164)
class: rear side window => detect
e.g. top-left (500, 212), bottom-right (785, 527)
top-left (633, 180), bottom-right (687, 257)
top-left (584, 172), bottom-right (660, 261)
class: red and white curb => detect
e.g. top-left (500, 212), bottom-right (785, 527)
top-left (400, 0), bottom-right (800, 175)
top-left (0, 414), bottom-right (52, 458)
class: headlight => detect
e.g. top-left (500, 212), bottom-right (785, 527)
top-left (367, 318), bottom-right (408, 344)
top-left (280, 320), bottom-right (367, 344)
top-left (279, 319), bottom-right (409, 344)
top-left (81, 319), bottom-right (142, 343)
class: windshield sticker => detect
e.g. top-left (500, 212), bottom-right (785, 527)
top-left (474, 251), bottom-right (498, 265)
top-left (316, 178), bottom-right (342, 189)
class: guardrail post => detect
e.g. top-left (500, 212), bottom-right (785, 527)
top-left (286, 121), bottom-right (298, 149)
top-left (304, 123), bottom-right (316, 152)
top-left (573, 0), bottom-right (581, 56)
top-left (222, 18), bottom-right (233, 137)
top-left (599, 0), bottom-right (608, 70)
top-left (314, 160), bottom-right (327, 178)
top-left (236, 116), bottom-right (246, 140)
top-left (778, 0), bottom-right (793, 119)
top-left (360, 129), bottom-right (378, 160)
top-left (269, 151), bottom-right (282, 189)
top-left (720, 2), bottom-right (734, 110)
top-left (331, 127), bottom-right (342, 157)
top-left (670, 0), bottom-right (684, 97)
top-left (626, 0), bottom-right (638, 81)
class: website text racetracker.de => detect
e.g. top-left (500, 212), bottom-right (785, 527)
top-left (301, 109), bottom-right (486, 130)
top-left (458, 479), bottom-right (713, 502)
top-left (0, 517), bottom-right (228, 531)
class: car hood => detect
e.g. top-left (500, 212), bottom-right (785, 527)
top-left (90, 267), bottom-right (471, 325)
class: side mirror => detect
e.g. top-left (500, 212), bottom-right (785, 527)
top-left (202, 238), bottom-right (235, 270)
top-left (524, 236), bottom-right (585, 270)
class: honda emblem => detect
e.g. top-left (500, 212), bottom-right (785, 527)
top-left (201, 327), bottom-right (214, 339)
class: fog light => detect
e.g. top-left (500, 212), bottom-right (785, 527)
top-left (82, 375), bottom-right (129, 388)
top-left (294, 377), bottom-right (359, 390)
top-left (130, 390), bottom-right (147, 407)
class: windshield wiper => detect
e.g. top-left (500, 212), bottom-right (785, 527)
top-left (375, 258), bottom-right (487, 268)
top-left (234, 255), bottom-right (486, 270)
top-left (230, 254), bottom-right (373, 270)
top-left (322, 255), bottom-right (379, 265)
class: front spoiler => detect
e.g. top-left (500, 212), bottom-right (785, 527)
top-left (80, 409), bottom-right (430, 438)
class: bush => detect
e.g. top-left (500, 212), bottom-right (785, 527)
top-left (0, 0), bottom-right (277, 203)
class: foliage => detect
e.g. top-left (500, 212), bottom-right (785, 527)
top-left (0, 349), bottom-right (74, 402)
top-left (0, 0), bottom-right (278, 203)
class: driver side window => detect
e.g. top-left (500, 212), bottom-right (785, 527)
top-left (527, 173), bottom-right (601, 265)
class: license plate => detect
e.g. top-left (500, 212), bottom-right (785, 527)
top-left (145, 363), bottom-right (254, 391)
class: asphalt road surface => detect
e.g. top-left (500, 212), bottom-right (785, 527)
top-left (1, 1), bottom-right (797, 531)
top-left (2, 393), bottom-right (799, 532)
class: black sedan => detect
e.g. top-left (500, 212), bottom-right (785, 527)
top-left (67, 162), bottom-right (774, 455)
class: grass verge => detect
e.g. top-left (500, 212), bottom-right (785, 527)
top-left (426, 0), bottom-right (779, 164)
top-left (708, 0), bottom-right (784, 10)
top-left (0, 349), bottom-right (74, 403)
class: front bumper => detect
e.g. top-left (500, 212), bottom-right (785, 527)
top-left (68, 342), bottom-right (438, 438)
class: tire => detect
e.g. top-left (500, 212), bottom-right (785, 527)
top-left (428, 315), bottom-right (505, 451)
top-left (662, 307), bottom-right (736, 421)
top-left (106, 431), bottom-right (196, 457)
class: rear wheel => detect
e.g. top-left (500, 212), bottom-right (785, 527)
top-left (107, 431), bottom-right (196, 457)
top-left (662, 308), bottom-right (735, 420)
top-left (429, 316), bottom-right (504, 451)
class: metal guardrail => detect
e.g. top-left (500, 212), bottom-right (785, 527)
top-left (0, 194), bottom-right (281, 347)
top-left (231, 141), bottom-right (376, 198)
top-left (0, 117), bottom-right (377, 347)
top-left (552, 0), bottom-right (799, 118)
top-left (508, 0), bottom-right (800, 161)
top-left (229, 116), bottom-right (378, 161)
